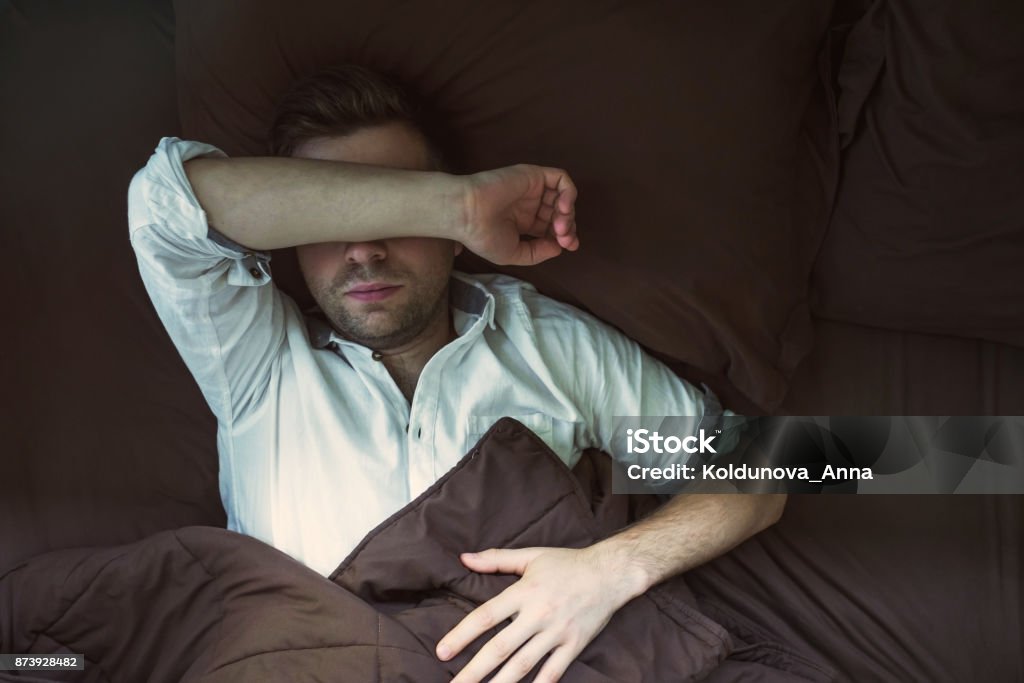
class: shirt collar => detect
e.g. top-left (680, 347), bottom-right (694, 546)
top-left (306, 314), bottom-right (336, 350)
top-left (305, 271), bottom-right (496, 350)
top-left (450, 271), bottom-right (497, 330)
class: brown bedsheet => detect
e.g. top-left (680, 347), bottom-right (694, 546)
top-left (782, 318), bottom-right (1024, 415)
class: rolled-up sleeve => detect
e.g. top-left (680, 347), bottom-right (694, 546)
top-left (128, 137), bottom-right (286, 425)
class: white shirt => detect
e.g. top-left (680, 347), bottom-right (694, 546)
top-left (128, 137), bottom-right (719, 576)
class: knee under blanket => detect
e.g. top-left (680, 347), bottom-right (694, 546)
top-left (1, 418), bottom-right (737, 682)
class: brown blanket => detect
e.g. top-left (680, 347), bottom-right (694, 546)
top-left (13, 418), bottom-right (1011, 681)
top-left (2, 419), bottom-right (754, 682)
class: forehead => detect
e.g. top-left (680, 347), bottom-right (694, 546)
top-left (291, 122), bottom-right (432, 171)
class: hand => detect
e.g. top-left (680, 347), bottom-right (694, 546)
top-left (461, 165), bottom-right (579, 266)
top-left (436, 545), bottom-right (646, 683)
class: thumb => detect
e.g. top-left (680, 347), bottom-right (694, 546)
top-left (460, 547), bottom-right (544, 575)
top-left (507, 237), bottom-right (562, 267)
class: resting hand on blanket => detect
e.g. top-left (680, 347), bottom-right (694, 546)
top-left (437, 492), bottom-right (786, 683)
top-left (438, 544), bottom-right (638, 683)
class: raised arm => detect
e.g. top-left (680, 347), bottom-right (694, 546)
top-left (130, 136), bottom-right (578, 426)
top-left (184, 157), bottom-right (579, 266)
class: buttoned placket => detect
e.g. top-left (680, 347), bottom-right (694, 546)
top-left (329, 334), bottom-right (451, 499)
top-left (321, 285), bottom-right (495, 499)
top-left (406, 357), bottom-right (439, 497)
top-left (401, 320), bottom-right (480, 495)
top-left (330, 338), bottom-right (446, 498)
top-left (325, 338), bottom-right (412, 494)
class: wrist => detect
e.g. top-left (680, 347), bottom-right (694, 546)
top-left (588, 536), bottom-right (655, 605)
top-left (397, 170), bottom-right (470, 243)
top-left (442, 172), bottom-right (475, 245)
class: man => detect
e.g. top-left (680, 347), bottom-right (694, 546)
top-left (128, 65), bottom-right (785, 683)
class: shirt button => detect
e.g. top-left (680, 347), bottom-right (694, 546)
top-left (371, 351), bottom-right (383, 361)
top-left (249, 267), bottom-right (263, 279)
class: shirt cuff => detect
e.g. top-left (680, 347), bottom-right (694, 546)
top-left (207, 224), bottom-right (273, 283)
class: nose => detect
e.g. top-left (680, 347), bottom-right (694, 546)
top-left (344, 241), bottom-right (387, 265)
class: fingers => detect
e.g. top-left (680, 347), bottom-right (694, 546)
top-left (442, 546), bottom-right (606, 683)
top-left (450, 616), bottom-right (550, 683)
top-left (487, 631), bottom-right (565, 683)
top-left (438, 590), bottom-right (519, 664)
top-left (469, 163), bottom-right (578, 265)
top-left (516, 236), bottom-right (563, 266)
top-left (540, 167), bottom-right (576, 212)
top-left (540, 168), bottom-right (578, 252)
top-left (523, 209), bottom-right (578, 253)
top-left (460, 548), bottom-right (543, 575)
top-left (533, 644), bottom-right (577, 683)
top-left (554, 217), bottom-right (579, 251)
top-left (439, 548), bottom-right (542, 667)
top-left (541, 188), bottom-right (558, 209)
top-left (484, 236), bottom-right (561, 267)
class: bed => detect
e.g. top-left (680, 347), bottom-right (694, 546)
top-left (1, 0), bottom-right (1021, 680)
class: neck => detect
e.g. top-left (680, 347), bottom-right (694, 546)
top-left (376, 304), bottom-right (456, 402)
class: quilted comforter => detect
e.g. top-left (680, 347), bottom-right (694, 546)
top-left (2, 419), bottom-right (745, 682)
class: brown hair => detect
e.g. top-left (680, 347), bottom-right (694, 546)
top-left (268, 64), bottom-right (444, 167)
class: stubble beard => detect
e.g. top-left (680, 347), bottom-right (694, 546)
top-left (315, 265), bottom-right (450, 351)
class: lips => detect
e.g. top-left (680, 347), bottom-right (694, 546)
top-left (345, 282), bottom-right (402, 302)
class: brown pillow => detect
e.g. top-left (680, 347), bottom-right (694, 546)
top-left (174, 0), bottom-right (838, 411)
top-left (813, 0), bottom-right (1024, 347)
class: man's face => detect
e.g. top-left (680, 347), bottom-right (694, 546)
top-left (292, 123), bottom-right (461, 351)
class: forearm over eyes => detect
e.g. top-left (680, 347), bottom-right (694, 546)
top-left (184, 157), bottom-right (468, 250)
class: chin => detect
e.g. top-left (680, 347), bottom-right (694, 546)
top-left (331, 313), bottom-right (402, 346)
